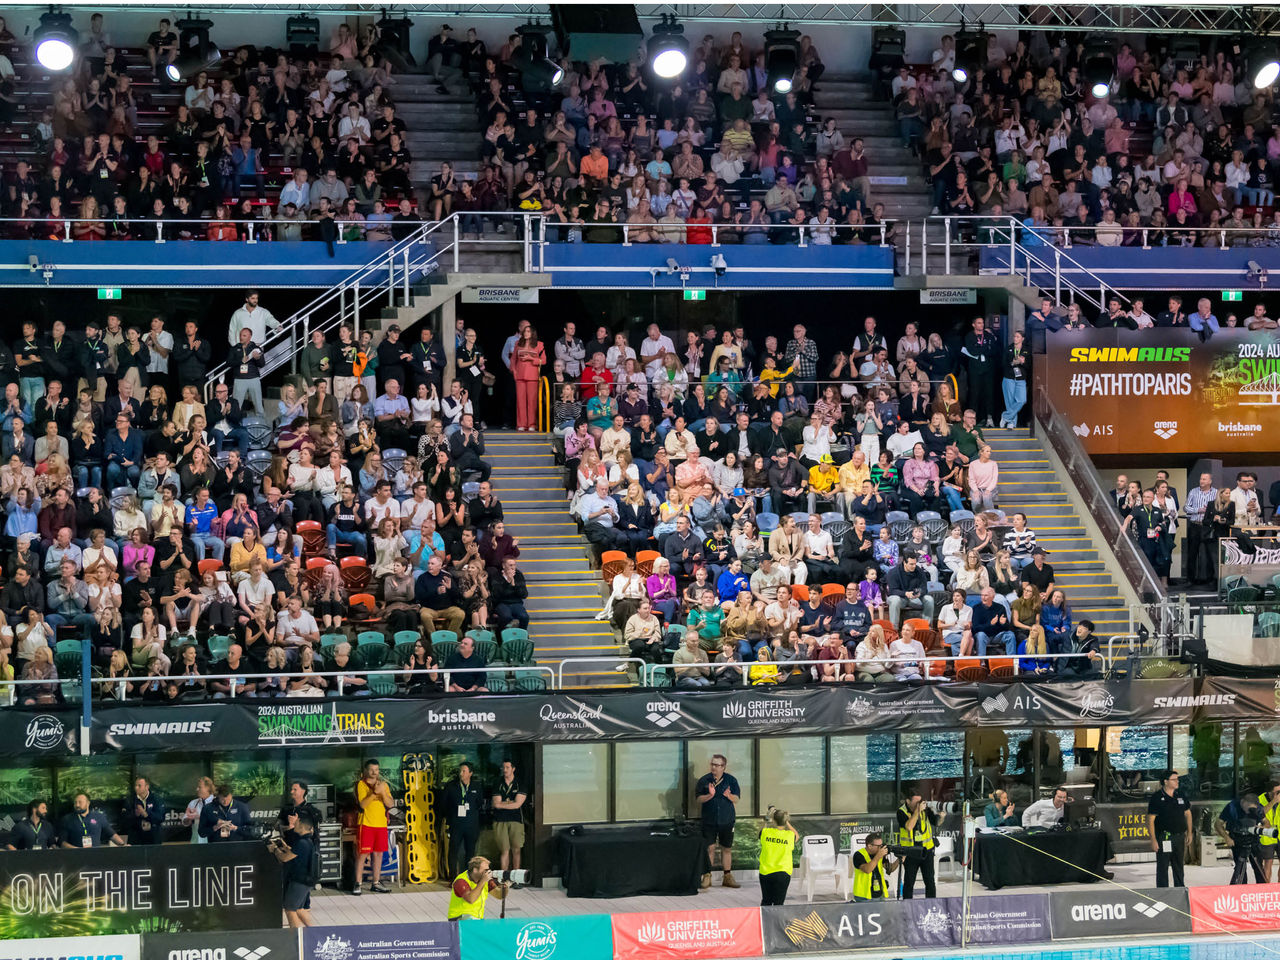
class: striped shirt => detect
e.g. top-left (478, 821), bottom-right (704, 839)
top-left (1184, 486), bottom-right (1215, 523)
top-left (1003, 527), bottom-right (1037, 559)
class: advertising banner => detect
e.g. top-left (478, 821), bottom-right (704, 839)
top-left (902, 895), bottom-right (1051, 948)
top-left (612, 908), bottom-right (762, 960)
top-left (0, 842), bottom-right (281, 936)
top-left (1219, 537), bottom-right (1280, 593)
top-left (68, 679), bottom-right (1197, 757)
top-left (1189, 884), bottom-right (1280, 934)
top-left (761, 902), bottom-right (907, 955)
top-left (142, 929), bottom-right (297, 960)
top-left (1, 935), bottom-right (140, 960)
top-left (7, 710), bottom-right (77, 757)
top-left (458, 914), bottom-right (613, 960)
top-left (303, 922), bottom-right (458, 960)
top-left (1190, 677), bottom-right (1280, 721)
top-left (1049, 887), bottom-right (1192, 940)
top-left (1097, 804), bottom-right (1155, 855)
top-left (1038, 329), bottom-right (1280, 455)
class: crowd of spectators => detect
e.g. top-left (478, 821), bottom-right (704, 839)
top-left (554, 311), bottom-right (1101, 684)
top-left (448, 27), bottom-right (898, 245)
top-left (0, 14), bottom-right (428, 241)
top-left (0, 298), bottom-right (537, 707)
top-left (894, 33), bottom-right (1280, 247)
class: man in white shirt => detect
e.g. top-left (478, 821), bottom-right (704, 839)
top-left (279, 169), bottom-right (310, 211)
top-left (1128, 298), bottom-right (1155, 329)
top-left (401, 483), bottom-right (436, 531)
top-left (888, 622), bottom-right (926, 681)
top-left (931, 36), bottom-right (955, 75)
top-left (236, 560), bottom-right (273, 616)
top-left (227, 290), bottom-right (281, 346)
top-left (144, 315), bottom-right (173, 380)
top-left (325, 54), bottom-right (350, 93)
top-left (337, 103), bottom-right (371, 145)
top-left (639, 324), bottom-right (675, 379)
top-left (1231, 472), bottom-right (1262, 525)
top-left (1022, 786), bottom-right (1068, 829)
top-left (275, 596), bottom-right (319, 651)
top-left (891, 66), bottom-right (917, 99)
top-left (364, 482), bottom-right (400, 528)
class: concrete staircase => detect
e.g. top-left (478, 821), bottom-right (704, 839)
top-left (812, 76), bottom-right (932, 226)
top-left (485, 430), bottom-right (624, 689)
top-left (984, 427), bottom-right (1127, 639)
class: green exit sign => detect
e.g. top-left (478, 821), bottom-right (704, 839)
top-left (683, 289), bottom-right (706, 301)
top-left (97, 288), bottom-right (122, 300)
top-left (1222, 290), bottom-right (1243, 301)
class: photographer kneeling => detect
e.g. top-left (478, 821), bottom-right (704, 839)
top-left (852, 832), bottom-right (900, 902)
top-left (758, 807), bottom-right (800, 906)
top-left (1216, 791), bottom-right (1274, 885)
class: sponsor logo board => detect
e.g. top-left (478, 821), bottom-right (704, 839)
top-left (612, 908), bottom-right (763, 960)
top-left (1048, 887), bottom-right (1191, 939)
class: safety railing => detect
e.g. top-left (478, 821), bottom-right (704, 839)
top-left (3, 214), bottom-right (425, 244)
top-left (539, 217), bottom-right (899, 247)
top-left (644, 649), bottom-right (1142, 687)
top-left (1033, 382), bottom-right (1165, 607)
top-left (923, 215), bottom-right (1129, 311)
top-left (555, 656), bottom-right (648, 688)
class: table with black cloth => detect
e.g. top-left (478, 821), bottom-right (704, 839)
top-left (559, 826), bottom-right (708, 898)
top-left (972, 828), bottom-right (1113, 890)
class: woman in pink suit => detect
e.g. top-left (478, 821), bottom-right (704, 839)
top-left (511, 324), bottom-right (546, 432)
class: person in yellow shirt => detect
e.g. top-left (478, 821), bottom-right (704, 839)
top-left (758, 807), bottom-right (800, 905)
top-left (838, 449), bottom-right (870, 500)
top-left (353, 759), bottom-right (393, 895)
top-left (808, 454), bottom-right (841, 513)
top-left (447, 855), bottom-right (509, 920)
top-left (757, 354), bottom-right (793, 397)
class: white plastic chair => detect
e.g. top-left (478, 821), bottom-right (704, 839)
top-left (800, 834), bottom-right (853, 901)
top-left (936, 835), bottom-right (960, 880)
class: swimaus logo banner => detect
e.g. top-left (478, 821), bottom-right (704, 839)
top-left (0, 934), bottom-right (140, 960)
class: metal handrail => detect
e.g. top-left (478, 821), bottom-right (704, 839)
top-left (202, 219), bottom-right (444, 399)
top-left (645, 649), bottom-right (1131, 687)
top-left (1032, 382), bottom-right (1165, 606)
top-left (541, 218), bottom-right (900, 247)
top-left (929, 215), bottom-right (1129, 310)
top-left (556, 657), bottom-right (648, 687)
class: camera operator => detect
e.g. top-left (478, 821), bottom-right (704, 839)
top-left (1146, 770), bottom-right (1192, 888)
top-left (7, 800), bottom-right (55, 849)
top-left (278, 780), bottom-right (322, 847)
top-left (447, 855), bottom-right (509, 921)
top-left (895, 789), bottom-right (937, 899)
top-left (757, 807), bottom-right (800, 906)
top-left (120, 776), bottom-right (165, 846)
top-left (443, 761), bottom-right (483, 879)
top-left (1216, 791), bottom-right (1270, 885)
top-left (199, 784), bottom-right (253, 843)
top-left (852, 832), bottom-right (900, 902)
top-left (269, 811), bottom-right (317, 929)
top-left (60, 793), bottom-right (126, 848)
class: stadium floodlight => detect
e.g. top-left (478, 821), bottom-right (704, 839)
top-left (1082, 37), bottom-right (1115, 98)
top-left (765, 24), bottom-right (801, 94)
top-left (34, 10), bottom-right (77, 72)
top-left (1248, 39), bottom-right (1280, 88)
top-left (165, 16), bottom-right (218, 83)
top-left (514, 22), bottom-right (560, 94)
top-left (952, 26), bottom-right (986, 84)
top-left (649, 14), bottom-right (688, 79)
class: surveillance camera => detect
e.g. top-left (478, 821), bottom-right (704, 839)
top-left (27, 255), bottom-right (37, 272)
top-left (1249, 260), bottom-right (1264, 279)
top-left (665, 258), bottom-right (679, 276)
top-left (710, 254), bottom-right (727, 277)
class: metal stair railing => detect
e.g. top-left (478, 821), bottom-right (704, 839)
top-left (203, 218), bottom-right (455, 399)
top-left (925, 215), bottom-right (1130, 312)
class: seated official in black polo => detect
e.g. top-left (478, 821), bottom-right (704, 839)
top-left (1146, 770), bottom-right (1192, 889)
top-left (852, 832), bottom-right (900, 901)
top-left (6, 800), bottom-right (56, 849)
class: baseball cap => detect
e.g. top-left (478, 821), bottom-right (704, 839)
top-left (732, 486), bottom-right (746, 497)
top-left (820, 454), bottom-right (834, 464)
